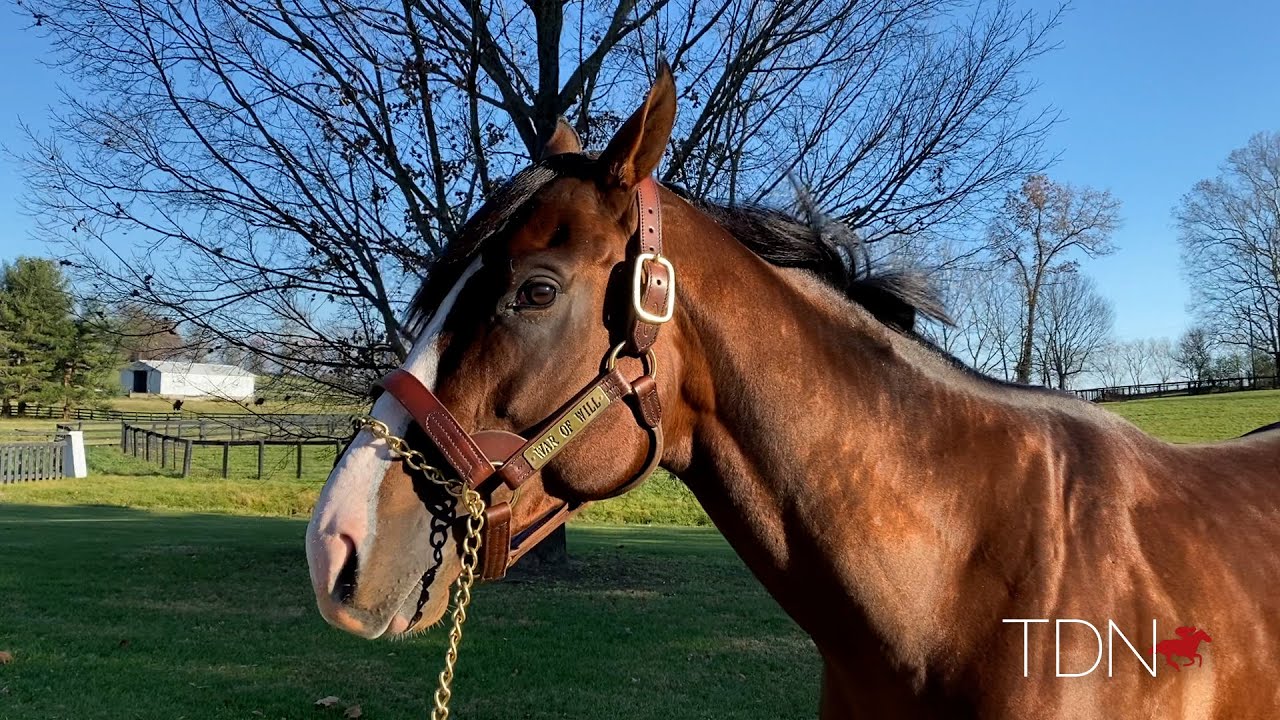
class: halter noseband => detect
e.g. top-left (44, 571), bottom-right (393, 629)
top-left (374, 177), bottom-right (673, 580)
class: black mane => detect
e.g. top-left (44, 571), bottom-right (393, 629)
top-left (673, 189), bottom-right (950, 333)
top-left (408, 155), bottom-right (949, 335)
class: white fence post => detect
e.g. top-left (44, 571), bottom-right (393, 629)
top-left (63, 431), bottom-right (88, 478)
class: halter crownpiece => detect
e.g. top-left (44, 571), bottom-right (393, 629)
top-left (366, 175), bottom-right (673, 581)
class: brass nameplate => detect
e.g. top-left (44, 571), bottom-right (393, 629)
top-left (522, 386), bottom-right (612, 470)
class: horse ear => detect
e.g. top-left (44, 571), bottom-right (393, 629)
top-left (598, 60), bottom-right (676, 189)
top-left (539, 118), bottom-right (582, 159)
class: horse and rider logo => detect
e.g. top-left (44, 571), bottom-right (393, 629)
top-left (1153, 626), bottom-right (1212, 672)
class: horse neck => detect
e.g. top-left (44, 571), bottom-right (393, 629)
top-left (661, 200), bottom-right (1048, 672)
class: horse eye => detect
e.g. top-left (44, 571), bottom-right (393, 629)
top-left (514, 280), bottom-right (558, 308)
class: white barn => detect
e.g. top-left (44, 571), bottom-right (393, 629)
top-left (121, 361), bottom-right (256, 401)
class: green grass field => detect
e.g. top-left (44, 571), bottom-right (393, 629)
top-left (1102, 388), bottom-right (1280, 443)
top-left (0, 389), bottom-right (1276, 718)
top-left (0, 507), bottom-right (811, 720)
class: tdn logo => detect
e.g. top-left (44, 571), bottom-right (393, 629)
top-left (1003, 619), bottom-right (1212, 677)
top-left (1154, 626), bottom-right (1212, 672)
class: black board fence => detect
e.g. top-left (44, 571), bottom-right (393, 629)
top-left (7, 402), bottom-right (356, 429)
top-left (7, 403), bottom-right (178, 423)
top-left (0, 438), bottom-right (67, 483)
top-left (1072, 375), bottom-right (1278, 403)
top-left (121, 421), bottom-right (346, 479)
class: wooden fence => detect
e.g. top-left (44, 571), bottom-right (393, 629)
top-left (120, 422), bottom-right (346, 479)
top-left (54, 421), bottom-right (131, 446)
top-left (6, 402), bottom-right (352, 427)
top-left (6, 403), bottom-right (178, 423)
top-left (119, 414), bottom-right (350, 440)
top-left (0, 438), bottom-right (67, 483)
top-left (1073, 375), bottom-right (1279, 403)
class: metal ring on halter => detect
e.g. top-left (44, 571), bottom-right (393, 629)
top-left (603, 342), bottom-right (658, 380)
top-left (491, 460), bottom-right (523, 508)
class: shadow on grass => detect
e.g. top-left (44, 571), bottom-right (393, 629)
top-left (0, 505), bottom-right (817, 720)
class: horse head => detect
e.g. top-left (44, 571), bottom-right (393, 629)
top-left (305, 66), bottom-right (681, 638)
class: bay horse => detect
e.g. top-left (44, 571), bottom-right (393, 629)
top-left (306, 66), bottom-right (1280, 718)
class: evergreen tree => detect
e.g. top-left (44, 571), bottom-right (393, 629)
top-left (46, 300), bottom-right (121, 412)
top-left (0, 258), bottom-right (123, 415)
top-left (0, 258), bottom-right (74, 414)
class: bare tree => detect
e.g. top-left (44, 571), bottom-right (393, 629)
top-left (1173, 326), bottom-right (1214, 382)
top-left (940, 265), bottom-right (1025, 380)
top-left (915, 236), bottom-right (1024, 380)
top-left (1117, 339), bottom-right (1153, 386)
top-left (1148, 338), bottom-right (1179, 384)
top-left (921, 262), bottom-right (1025, 379)
top-left (110, 304), bottom-right (188, 361)
top-left (18, 0), bottom-right (1059, 395)
top-left (966, 274), bottom-right (1026, 381)
top-left (1032, 271), bottom-right (1114, 390)
top-left (1093, 341), bottom-right (1126, 388)
top-left (1210, 352), bottom-right (1247, 381)
top-left (988, 174), bottom-right (1121, 383)
top-left (1176, 131), bottom-right (1280, 375)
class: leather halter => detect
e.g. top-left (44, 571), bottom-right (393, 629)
top-left (374, 177), bottom-right (672, 580)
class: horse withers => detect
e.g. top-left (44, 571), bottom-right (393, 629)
top-left (306, 65), bottom-right (1280, 718)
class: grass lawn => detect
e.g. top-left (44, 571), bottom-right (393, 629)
top-left (1101, 388), bottom-right (1280, 443)
top-left (0, 505), bottom-right (814, 720)
top-left (0, 419), bottom-right (69, 443)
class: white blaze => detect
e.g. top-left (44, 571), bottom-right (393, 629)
top-left (306, 257), bottom-right (483, 584)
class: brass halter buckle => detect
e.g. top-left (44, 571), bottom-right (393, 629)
top-left (631, 253), bottom-right (676, 324)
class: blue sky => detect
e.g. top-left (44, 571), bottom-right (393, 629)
top-left (0, 11), bottom-right (57, 263)
top-left (2, 1), bottom-right (1278, 342)
top-left (1017, 0), bottom-right (1280, 340)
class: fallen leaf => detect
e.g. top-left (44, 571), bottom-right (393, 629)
top-left (315, 696), bottom-right (341, 708)
top-left (251, 712), bottom-right (264, 717)
top-left (0, 651), bottom-right (14, 665)
top-left (343, 705), bottom-right (363, 719)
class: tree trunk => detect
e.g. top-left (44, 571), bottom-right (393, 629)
top-left (1015, 292), bottom-right (1038, 384)
top-left (62, 366), bottom-right (72, 419)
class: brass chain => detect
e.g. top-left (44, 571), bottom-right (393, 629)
top-left (431, 487), bottom-right (485, 720)
top-left (355, 416), bottom-right (462, 497)
top-left (352, 416), bottom-right (486, 720)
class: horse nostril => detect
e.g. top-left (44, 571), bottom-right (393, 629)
top-left (333, 534), bottom-right (359, 604)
